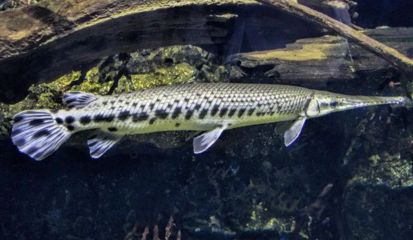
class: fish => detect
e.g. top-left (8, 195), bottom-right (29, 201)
top-left (11, 83), bottom-right (410, 161)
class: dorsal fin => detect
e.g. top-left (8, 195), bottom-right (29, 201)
top-left (62, 91), bottom-right (97, 108)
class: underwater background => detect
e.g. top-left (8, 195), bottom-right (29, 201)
top-left (1, 0), bottom-right (413, 239)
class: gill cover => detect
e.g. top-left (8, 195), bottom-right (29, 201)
top-left (305, 93), bottom-right (340, 118)
top-left (283, 93), bottom-right (339, 147)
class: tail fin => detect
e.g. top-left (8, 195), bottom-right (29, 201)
top-left (11, 110), bottom-right (71, 161)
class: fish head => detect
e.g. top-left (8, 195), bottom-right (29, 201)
top-left (305, 91), bottom-right (357, 118)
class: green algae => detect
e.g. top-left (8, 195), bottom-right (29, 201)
top-left (348, 152), bottom-right (413, 189)
top-left (246, 202), bottom-right (297, 235)
top-left (114, 63), bottom-right (195, 93)
top-left (3, 59), bottom-right (196, 115)
top-left (70, 68), bottom-right (113, 95)
top-left (69, 62), bottom-right (195, 94)
top-left (240, 164), bottom-right (311, 238)
top-left (2, 70), bottom-right (79, 116)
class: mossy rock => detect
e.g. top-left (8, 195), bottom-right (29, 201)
top-left (340, 107), bottom-right (413, 240)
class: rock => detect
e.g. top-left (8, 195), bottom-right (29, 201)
top-left (339, 107), bottom-right (413, 239)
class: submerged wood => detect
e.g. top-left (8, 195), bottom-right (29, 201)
top-left (0, 0), bottom-right (260, 103)
top-left (0, 0), bottom-right (410, 103)
top-left (228, 27), bottom-right (413, 83)
top-left (258, 0), bottom-right (413, 73)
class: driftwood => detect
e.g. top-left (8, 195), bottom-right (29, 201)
top-left (0, 0), bottom-right (328, 60)
top-left (228, 27), bottom-right (413, 84)
top-left (0, 0), bottom-right (324, 103)
top-left (258, 0), bottom-right (413, 73)
top-left (0, 0), bottom-right (412, 103)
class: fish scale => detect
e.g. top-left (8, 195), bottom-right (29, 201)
top-left (11, 83), bottom-right (410, 160)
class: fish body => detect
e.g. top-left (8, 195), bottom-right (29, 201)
top-left (11, 83), bottom-right (410, 160)
top-left (58, 84), bottom-right (311, 133)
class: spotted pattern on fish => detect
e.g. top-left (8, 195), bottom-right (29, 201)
top-left (50, 84), bottom-right (313, 135)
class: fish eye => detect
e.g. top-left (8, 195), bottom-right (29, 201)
top-left (320, 101), bottom-right (329, 107)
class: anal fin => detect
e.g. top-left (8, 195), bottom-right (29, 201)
top-left (87, 131), bottom-right (122, 159)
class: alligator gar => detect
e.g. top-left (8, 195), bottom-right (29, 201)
top-left (11, 83), bottom-right (410, 160)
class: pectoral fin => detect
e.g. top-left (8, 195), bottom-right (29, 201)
top-left (284, 117), bottom-right (306, 147)
top-left (275, 121), bottom-right (294, 135)
top-left (193, 126), bottom-right (226, 154)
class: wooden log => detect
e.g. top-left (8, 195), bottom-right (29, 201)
top-left (258, 0), bottom-right (413, 74)
top-left (227, 27), bottom-right (413, 84)
top-left (1, 0), bottom-right (408, 103)
top-left (0, 0), bottom-right (328, 103)
top-left (0, 1), bottom-right (249, 103)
